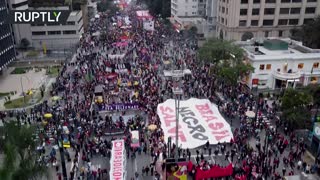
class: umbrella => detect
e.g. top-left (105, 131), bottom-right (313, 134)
top-left (51, 96), bottom-right (61, 101)
top-left (44, 113), bottom-right (52, 118)
top-left (163, 60), bottom-right (171, 65)
top-left (134, 81), bottom-right (139, 86)
top-left (148, 124), bottom-right (157, 131)
top-left (245, 111), bottom-right (255, 118)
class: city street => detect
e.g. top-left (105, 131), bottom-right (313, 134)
top-left (1, 1), bottom-right (320, 180)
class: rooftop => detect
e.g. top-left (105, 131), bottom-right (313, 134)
top-left (238, 38), bottom-right (320, 61)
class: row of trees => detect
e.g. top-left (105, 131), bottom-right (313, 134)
top-left (291, 16), bottom-right (320, 49)
top-left (140, 0), bottom-right (171, 18)
top-left (198, 38), bottom-right (320, 131)
top-left (97, 0), bottom-right (119, 14)
top-left (281, 85), bottom-right (320, 130)
top-left (0, 121), bottom-right (47, 180)
top-left (198, 38), bottom-right (254, 86)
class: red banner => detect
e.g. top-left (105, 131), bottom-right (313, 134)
top-left (195, 163), bottom-right (233, 179)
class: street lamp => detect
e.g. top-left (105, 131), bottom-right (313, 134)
top-left (20, 76), bottom-right (30, 105)
top-left (172, 70), bottom-right (184, 163)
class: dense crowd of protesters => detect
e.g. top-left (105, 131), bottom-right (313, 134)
top-left (0, 1), bottom-right (319, 180)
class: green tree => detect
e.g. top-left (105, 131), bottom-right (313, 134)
top-left (281, 89), bottom-right (312, 130)
top-left (198, 38), bottom-right (254, 86)
top-left (97, 0), bottom-right (119, 14)
top-left (142, 0), bottom-right (171, 18)
top-left (290, 16), bottom-right (320, 49)
top-left (0, 122), bottom-right (47, 180)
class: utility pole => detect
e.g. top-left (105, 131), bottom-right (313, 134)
top-left (172, 70), bottom-right (184, 162)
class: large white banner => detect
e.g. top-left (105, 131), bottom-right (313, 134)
top-left (143, 20), bottom-right (154, 31)
top-left (110, 139), bottom-right (126, 180)
top-left (157, 98), bottom-right (233, 149)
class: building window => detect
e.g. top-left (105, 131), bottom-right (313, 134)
top-left (240, 9), bottom-right (248, 16)
top-left (239, 20), bottom-right (246, 27)
top-left (304, 18), bottom-right (314, 24)
top-left (280, 8), bottom-right (290, 14)
top-left (313, 62), bottom-right (319, 68)
top-left (63, 30), bottom-right (77, 34)
top-left (298, 63), bottom-right (304, 69)
top-left (305, 7), bottom-right (316, 14)
top-left (241, 0), bottom-right (248, 3)
top-left (251, 20), bottom-right (259, 26)
top-left (266, 64), bottom-right (272, 70)
top-left (266, 0), bottom-right (276, 3)
top-left (252, 8), bottom-right (260, 15)
top-left (290, 8), bottom-right (301, 14)
top-left (292, 0), bottom-right (302, 2)
top-left (253, 0), bottom-right (260, 3)
top-left (48, 31), bottom-right (61, 35)
top-left (264, 8), bottom-right (275, 15)
top-left (66, 21), bottom-right (75, 25)
top-left (278, 19), bottom-right (288, 25)
top-left (47, 23), bottom-right (60, 26)
top-left (281, 0), bottom-right (290, 2)
top-left (289, 19), bottom-right (299, 25)
top-left (311, 77), bottom-right (318, 83)
top-left (263, 20), bottom-right (274, 26)
top-left (265, 31), bottom-right (269, 37)
top-left (260, 64), bottom-right (265, 70)
top-left (307, 0), bottom-right (317, 2)
top-left (279, 30), bottom-right (283, 37)
top-left (32, 31), bottom-right (45, 36)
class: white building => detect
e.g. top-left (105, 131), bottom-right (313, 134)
top-left (29, 6), bottom-right (84, 50)
top-left (171, 0), bottom-right (207, 35)
top-left (239, 38), bottom-right (320, 90)
top-left (216, 0), bottom-right (320, 41)
top-left (8, 1), bottom-right (84, 50)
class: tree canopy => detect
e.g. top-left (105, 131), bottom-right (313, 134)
top-left (141, 0), bottom-right (171, 18)
top-left (281, 88), bottom-right (312, 130)
top-left (198, 38), bottom-right (254, 86)
top-left (97, 0), bottom-right (119, 14)
top-left (0, 122), bottom-right (47, 180)
top-left (290, 16), bottom-right (320, 49)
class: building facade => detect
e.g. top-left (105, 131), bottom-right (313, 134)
top-left (0, 0), bottom-right (16, 72)
top-left (217, 0), bottom-right (320, 41)
top-left (29, 6), bottom-right (84, 50)
top-left (206, 0), bottom-right (218, 37)
top-left (171, 0), bottom-right (208, 35)
top-left (239, 38), bottom-right (320, 90)
top-left (7, 1), bottom-right (84, 50)
top-left (7, 0), bottom-right (32, 46)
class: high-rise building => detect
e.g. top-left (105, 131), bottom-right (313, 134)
top-left (216, 0), bottom-right (320, 41)
top-left (171, 0), bottom-right (207, 34)
top-left (0, 0), bottom-right (16, 72)
top-left (7, 0), bottom-right (85, 50)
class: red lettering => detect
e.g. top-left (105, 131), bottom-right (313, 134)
top-left (113, 172), bottom-right (122, 176)
top-left (160, 106), bottom-right (174, 113)
top-left (211, 130), bottom-right (229, 135)
top-left (168, 125), bottom-right (187, 142)
top-left (204, 116), bottom-right (218, 122)
top-left (215, 134), bottom-right (231, 141)
top-left (208, 122), bottom-right (224, 130)
top-left (195, 103), bottom-right (210, 111)
top-left (163, 114), bottom-right (176, 127)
